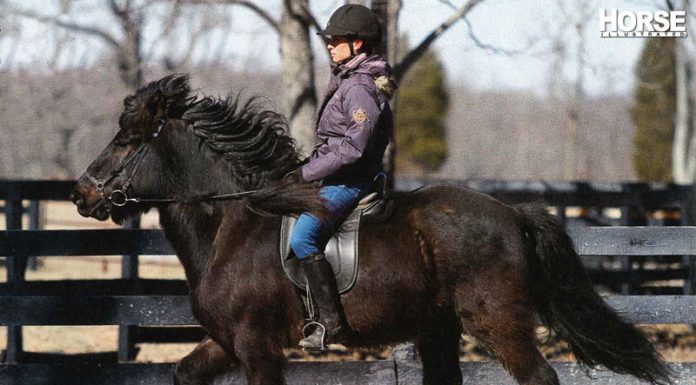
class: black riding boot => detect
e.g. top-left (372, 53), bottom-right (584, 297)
top-left (299, 253), bottom-right (348, 350)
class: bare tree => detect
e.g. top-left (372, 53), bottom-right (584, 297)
top-left (392, 0), bottom-right (482, 82)
top-left (6, 0), bottom-right (147, 88)
top-left (280, 0), bottom-right (319, 155)
top-left (5, 0), bottom-right (230, 89)
top-left (672, 0), bottom-right (696, 183)
top-left (0, 8), bottom-right (23, 69)
top-left (519, 0), bottom-right (597, 180)
top-left (384, 0), bottom-right (402, 65)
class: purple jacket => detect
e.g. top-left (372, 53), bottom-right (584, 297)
top-left (299, 54), bottom-right (394, 185)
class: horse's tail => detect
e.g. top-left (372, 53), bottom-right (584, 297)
top-left (515, 204), bottom-right (672, 385)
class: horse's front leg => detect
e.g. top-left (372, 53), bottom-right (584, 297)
top-left (232, 320), bottom-right (288, 385)
top-left (174, 336), bottom-right (238, 385)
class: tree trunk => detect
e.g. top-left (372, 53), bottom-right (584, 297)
top-left (280, 0), bottom-right (318, 156)
top-left (671, 1), bottom-right (696, 240)
top-left (370, 0), bottom-right (388, 56)
top-left (117, 20), bottom-right (142, 89)
top-left (370, 0), bottom-right (401, 188)
top-left (563, 3), bottom-right (589, 180)
top-left (369, 0), bottom-right (400, 63)
top-left (112, 3), bottom-right (143, 89)
top-left (385, 0), bottom-right (400, 65)
top-left (673, 36), bottom-right (692, 183)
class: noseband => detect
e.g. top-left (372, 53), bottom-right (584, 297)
top-left (89, 118), bottom-right (258, 208)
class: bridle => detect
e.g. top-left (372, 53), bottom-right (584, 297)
top-left (89, 118), bottom-right (259, 208)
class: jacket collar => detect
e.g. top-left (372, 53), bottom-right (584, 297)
top-left (332, 53), bottom-right (369, 78)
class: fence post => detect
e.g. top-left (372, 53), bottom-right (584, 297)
top-left (392, 343), bottom-right (418, 384)
top-left (27, 201), bottom-right (40, 271)
top-left (555, 205), bottom-right (567, 225)
top-left (682, 185), bottom-right (696, 296)
top-left (618, 206), bottom-right (638, 295)
top-left (118, 217), bottom-right (141, 362)
top-left (619, 184), bottom-right (647, 295)
top-left (5, 184), bottom-right (25, 364)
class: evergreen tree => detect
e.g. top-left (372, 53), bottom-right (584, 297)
top-left (631, 38), bottom-right (676, 182)
top-left (394, 49), bottom-right (449, 173)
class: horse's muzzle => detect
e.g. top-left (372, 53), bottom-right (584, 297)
top-left (71, 180), bottom-right (110, 221)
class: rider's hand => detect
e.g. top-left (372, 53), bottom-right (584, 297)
top-left (283, 168), bottom-right (305, 184)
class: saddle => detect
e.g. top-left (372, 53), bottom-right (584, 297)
top-left (279, 192), bottom-right (388, 294)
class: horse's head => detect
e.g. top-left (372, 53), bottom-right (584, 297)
top-left (71, 74), bottom-right (193, 223)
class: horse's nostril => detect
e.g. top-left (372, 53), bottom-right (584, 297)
top-left (70, 191), bottom-right (84, 207)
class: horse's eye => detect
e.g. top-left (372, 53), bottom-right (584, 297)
top-left (114, 135), bottom-right (138, 147)
top-left (114, 139), bottom-right (128, 148)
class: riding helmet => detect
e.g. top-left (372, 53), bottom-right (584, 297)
top-left (317, 4), bottom-right (381, 42)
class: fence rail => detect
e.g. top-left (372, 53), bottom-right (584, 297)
top-left (2, 179), bottom-right (696, 384)
top-left (1, 361), bottom-right (694, 385)
top-left (0, 294), bottom-right (694, 325)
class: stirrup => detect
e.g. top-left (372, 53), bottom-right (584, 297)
top-left (300, 322), bottom-right (347, 352)
top-left (300, 321), bottom-right (327, 351)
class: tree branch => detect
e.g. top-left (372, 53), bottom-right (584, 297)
top-left (439, 0), bottom-right (532, 56)
top-left (393, 0), bottom-right (483, 81)
top-left (182, 0), bottom-right (280, 33)
top-left (109, 0), bottom-right (124, 18)
top-left (297, 1), bottom-right (321, 32)
top-left (9, 7), bottom-right (120, 47)
top-left (164, 9), bottom-right (211, 70)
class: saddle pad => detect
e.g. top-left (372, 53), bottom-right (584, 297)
top-left (280, 208), bottom-right (361, 294)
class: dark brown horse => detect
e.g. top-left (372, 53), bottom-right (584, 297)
top-left (71, 74), bottom-right (671, 385)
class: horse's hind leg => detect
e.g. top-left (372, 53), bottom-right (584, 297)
top-left (417, 307), bottom-right (463, 385)
top-left (174, 336), bottom-right (238, 385)
top-left (456, 286), bottom-right (559, 385)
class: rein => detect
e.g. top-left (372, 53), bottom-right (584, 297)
top-left (91, 118), bottom-right (260, 207)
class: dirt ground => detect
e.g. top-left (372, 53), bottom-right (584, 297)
top-left (1, 202), bottom-right (695, 364)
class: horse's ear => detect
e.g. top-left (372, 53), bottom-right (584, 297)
top-left (123, 94), bottom-right (134, 107)
top-left (146, 90), bottom-right (166, 121)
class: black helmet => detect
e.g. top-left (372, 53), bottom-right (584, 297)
top-left (317, 4), bottom-right (381, 42)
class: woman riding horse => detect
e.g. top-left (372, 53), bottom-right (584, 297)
top-left (290, 4), bottom-right (395, 351)
top-left (70, 19), bottom-right (671, 385)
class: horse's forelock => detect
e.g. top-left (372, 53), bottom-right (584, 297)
top-left (120, 74), bottom-right (193, 128)
top-left (159, 74), bottom-right (194, 118)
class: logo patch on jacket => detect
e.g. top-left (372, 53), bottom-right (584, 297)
top-left (352, 108), bottom-right (368, 125)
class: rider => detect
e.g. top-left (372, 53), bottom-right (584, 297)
top-left (289, 4), bottom-right (395, 350)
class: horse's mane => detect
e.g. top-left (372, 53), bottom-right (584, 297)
top-left (128, 74), bottom-right (300, 188)
top-left (125, 74), bottom-right (325, 218)
top-left (184, 95), bottom-right (300, 189)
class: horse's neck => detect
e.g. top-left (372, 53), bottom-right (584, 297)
top-left (158, 202), bottom-right (227, 287)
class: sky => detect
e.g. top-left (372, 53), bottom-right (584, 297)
top-left (0, 0), bottom-right (678, 97)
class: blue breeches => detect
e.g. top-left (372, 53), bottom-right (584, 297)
top-left (289, 182), bottom-right (370, 259)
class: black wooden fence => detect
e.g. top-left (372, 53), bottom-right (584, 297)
top-left (1, 179), bottom-right (695, 384)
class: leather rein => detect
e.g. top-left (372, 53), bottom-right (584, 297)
top-left (90, 118), bottom-right (259, 207)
